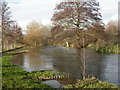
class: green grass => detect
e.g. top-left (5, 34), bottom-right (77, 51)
top-left (64, 77), bottom-right (117, 88)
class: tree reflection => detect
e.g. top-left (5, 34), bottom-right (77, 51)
top-left (77, 48), bottom-right (86, 80)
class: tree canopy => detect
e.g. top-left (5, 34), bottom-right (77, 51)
top-left (23, 21), bottom-right (50, 47)
top-left (52, 0), bottom-right (104, 30)
top-left (51, 0), bottom-right (105, 48)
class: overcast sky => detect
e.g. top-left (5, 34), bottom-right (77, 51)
top-left (6, 0), bottom-right (119, 30)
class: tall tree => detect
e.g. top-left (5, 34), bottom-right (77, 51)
top-left (0, 0), bottom-right (13, 50)
top-left (51, 0), bottom-right (105, 48)
top-left (51, 0), bottom-right (104, 79)
top-left (0, 0), bottom-right (23, 51)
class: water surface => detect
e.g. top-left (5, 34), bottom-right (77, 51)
top-left (11, 46), bottom-right (119, 86)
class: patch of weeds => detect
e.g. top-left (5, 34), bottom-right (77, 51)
top-left (64, 77), bottom-right (118, 88)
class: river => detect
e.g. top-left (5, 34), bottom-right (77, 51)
top-left (11, 46), bottom-right (119, 87)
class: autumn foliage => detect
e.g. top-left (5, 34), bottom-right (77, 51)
top-left (23, 21), bottom-right (50, 47)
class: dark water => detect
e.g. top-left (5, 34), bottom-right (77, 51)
top-left (11, 46), bottom-right (119, 87)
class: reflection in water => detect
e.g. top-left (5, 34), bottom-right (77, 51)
top-left (11, 46), bottom-right (119, 85)
top-left (20, 52), bottom-right (55, 72)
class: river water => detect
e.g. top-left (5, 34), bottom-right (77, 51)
top-left (11, 46), bottom-right (119, 87)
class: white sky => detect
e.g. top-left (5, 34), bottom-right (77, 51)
top-left (6, 0), bottom-right (119, 30)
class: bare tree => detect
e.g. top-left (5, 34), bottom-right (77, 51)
top-left (51, 0), bottom-right (104, 47)
top-left (52, 0), bottom-right (104, 30)
top-left (0, 0), bottom-right (13, 50)
top-left (0, 0), bottom-right (23, 51)
top-left (10, 22), bottom-right (23, 44)
top-left (51, 0), bottom-right (104, 79)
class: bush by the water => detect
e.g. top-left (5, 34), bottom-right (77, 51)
top-left (88, 41), bottom-right (120, 54)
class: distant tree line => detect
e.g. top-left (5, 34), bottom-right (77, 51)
top-left (21, 0), bottom-right (118, 49)
top-left (1, 0), bottom-right (118, 51)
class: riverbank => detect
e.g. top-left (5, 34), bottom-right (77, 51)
top-left (2, 55), bottom-right (53, 88)
top-left (1, 49), bottom-right (118, 89)
top-left (64, 77), bottom-right (117, 88)
top-left (52, 41), bottom-right (120, 54)
top-left (88, 42), bottom-right (120, 54)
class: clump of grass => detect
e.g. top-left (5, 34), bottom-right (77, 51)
top-left (64, 77), bottom-right (117, 88)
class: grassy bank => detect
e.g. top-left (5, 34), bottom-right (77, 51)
top-left (2, 55), bottom-right (53, 88)
top-left (64, 77), bottom-right (117, 88)
top-left (87, 42), bottom-right (120, 54)
top-left (51, 41), bottom-right (120, 54)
